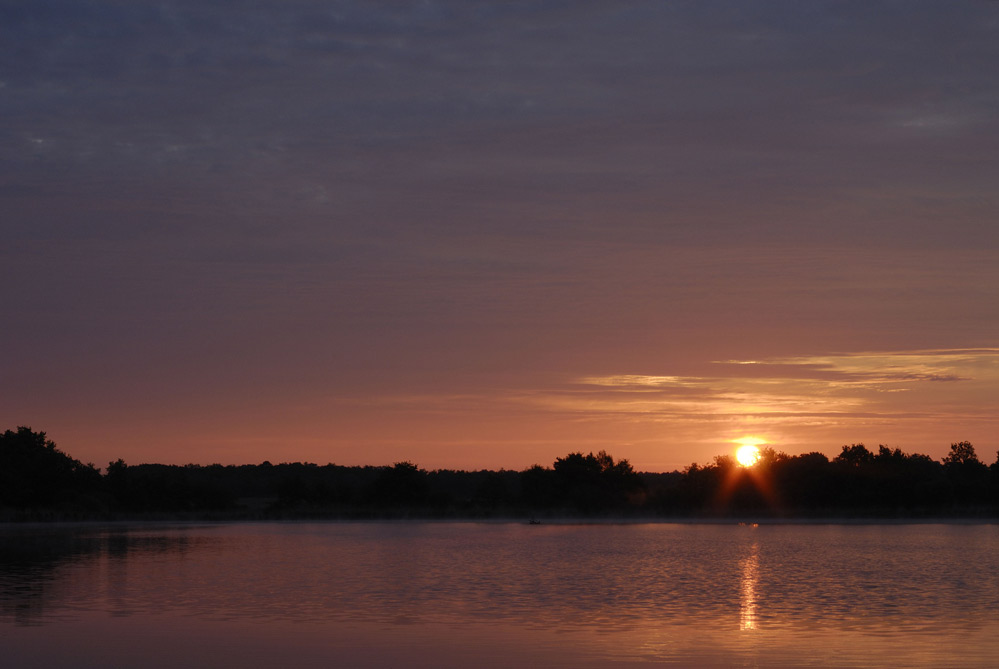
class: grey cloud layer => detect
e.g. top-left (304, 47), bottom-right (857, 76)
top-left (5, 1), bottom-right (998, 227)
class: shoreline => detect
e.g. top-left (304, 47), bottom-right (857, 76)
top-left (3, 514), bottom-right (998, 528)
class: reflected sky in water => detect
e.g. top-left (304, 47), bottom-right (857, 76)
top-left (2, 522), bottom-right (998, 667)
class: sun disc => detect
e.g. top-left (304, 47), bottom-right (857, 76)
top-left (736, 444), bottom-right (761, 467)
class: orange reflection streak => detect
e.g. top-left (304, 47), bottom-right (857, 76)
top-left (740, 540), bottom-right (760, 631)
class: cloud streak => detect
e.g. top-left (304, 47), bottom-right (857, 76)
top-left (502, 348), bottom-right (999, 461)
top-left (572, 348), bottom-right (999, 414)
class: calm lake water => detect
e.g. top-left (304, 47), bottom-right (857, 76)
top-left (2, 521), bottom-right (998, 667)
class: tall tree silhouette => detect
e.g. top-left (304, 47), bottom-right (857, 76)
top-left (0, 427), bottom-right (101, 510)
top-left (942, 441), bottom-right (989, 505)
top-left (552, 451), bottom-right (643, 512)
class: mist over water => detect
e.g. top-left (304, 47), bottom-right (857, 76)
top-left (3, 522), bottom-right (998, 667)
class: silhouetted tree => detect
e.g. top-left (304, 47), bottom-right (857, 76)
top-left (552, 451), bottom-right (643, 512)
top-left (774, 452), bottom-right (833, 511)
top-left (106, 458), bottom-right (131, 507)
top-left (520, 464), bottom-right (557, 509)
top-left (0, 427), bottom-right (102, 511)
top-left (367, 462), bottom-right (430, 508)
top-left (671, 461), bottom-right (724, 512)
top-left (942, 441), bottom-right (990, 505)
top-left (943, 441), bottom-right (981, 467)
top-left (834, 443), bottom-right (875, 468)
top-left (472, 470), bottom-right (514, 507)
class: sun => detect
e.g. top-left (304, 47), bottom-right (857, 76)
top-left (736, 445), bottom-right (761, 467)
top-left (733, 436), bottom-right (765, 467)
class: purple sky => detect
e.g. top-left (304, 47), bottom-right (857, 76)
top-left (3, 1), bottom-right (999, 471)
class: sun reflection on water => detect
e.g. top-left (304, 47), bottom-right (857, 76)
top-left (740, 539), bottom-right (760, 631)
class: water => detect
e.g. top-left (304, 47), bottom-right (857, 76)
top-left (2, 522), bottom-right (998, 667)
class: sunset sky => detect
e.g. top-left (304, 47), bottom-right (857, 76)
top-left (3, 1), bottom-right (998, 471)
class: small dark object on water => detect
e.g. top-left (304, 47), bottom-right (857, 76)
top-left (528, 519), bottom-right (542, 525)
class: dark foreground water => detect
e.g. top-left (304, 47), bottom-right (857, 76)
top-left (2, 522), bottom-right (998, 667)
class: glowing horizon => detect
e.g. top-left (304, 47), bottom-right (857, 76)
top-left (19, 345), bottom-right (998, 473)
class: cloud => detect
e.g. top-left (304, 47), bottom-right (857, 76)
top-left (350, 348), bottom-right (999, 432)
top-left (576, 375), bottom-right (706, 389)
top-left (537, 349), bottom-right (999, 429)
top-left (717, 348), bottom-right (999, 384)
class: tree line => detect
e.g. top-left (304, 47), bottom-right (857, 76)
top-left (2, 426), bottom-right (997, 520)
